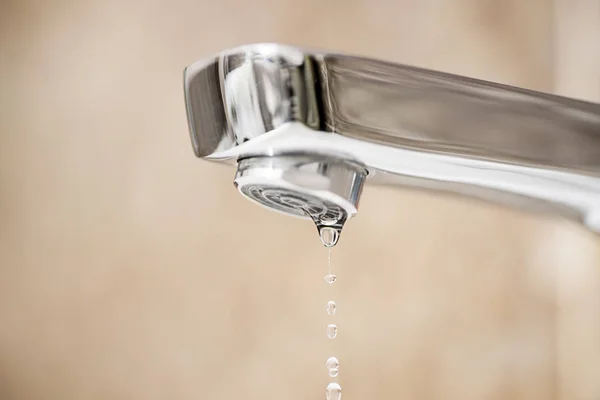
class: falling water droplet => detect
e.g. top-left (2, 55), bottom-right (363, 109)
top-left (326, 301), bottom-right (337, 315)
top-left (327, 324), bottom-right (338, 339)
top-left (328, 368), bottom-right (339, 378)
top-left (324, 274), bottom-right (337, 286)
top-left (326, 357), bottom-right (339, 370)
top-left (326, 382), bottom-right (342, 400)
top-left (319, 227), bottom-right (340, 247)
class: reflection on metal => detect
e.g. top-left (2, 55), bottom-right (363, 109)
top-left (184, 43), bottom-right (600, 232)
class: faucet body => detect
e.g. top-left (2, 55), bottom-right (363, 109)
top-left (184, 43), bottom-right (600, 232)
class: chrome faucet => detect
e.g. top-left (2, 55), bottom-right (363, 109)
top-left (183, 43), bottom-right (600, 240)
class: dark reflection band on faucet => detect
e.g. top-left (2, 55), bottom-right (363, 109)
top-left (318, 54), bottom-right (600, 173)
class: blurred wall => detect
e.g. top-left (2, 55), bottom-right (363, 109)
top-left (0, 0), bottom-right (599, 399)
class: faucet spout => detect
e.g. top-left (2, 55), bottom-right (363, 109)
top-left (184, 43), bottom-right (600, 233)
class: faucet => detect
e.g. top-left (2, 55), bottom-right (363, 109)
top-left (183, 43), bottom-right (600, 242)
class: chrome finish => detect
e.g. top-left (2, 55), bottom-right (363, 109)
top-left (184, 43), bottom-right (600, 232)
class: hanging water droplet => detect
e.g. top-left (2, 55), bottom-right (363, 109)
top-left (328, 368), bottom-right (339, 378)
top-left (319, 227), bottom-right (340, 247)
top-left (326, 301), bottom-right (337, 315)
top-left (309, 210), bottom-right (346, 248)
top-left (327, 324), bottom-right (337, 339)
top-left (326, 357), bottom-right (339, 370)
top-left (324, 274), bottom-right (337, 285)
top-left (326, 382), bottom-right (342, 400)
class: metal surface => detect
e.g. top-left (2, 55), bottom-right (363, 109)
top-left (184, 43), bottom-right (600, 232)
top-left (234, 155), bottom-right (367, 231)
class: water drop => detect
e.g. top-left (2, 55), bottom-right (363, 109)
top-left (324, 274), bottom-right (337, 286)
top-left (326, 357), bottom-right (339, 370)
top-left (309, 211), bottom-right (346, 248)
top-left (326, 382), bottom-right (342, 400)
top-left (327, 324), bottom-right (337, 339)
top-left (319, 227), bottom-right (340, 247)
top-left (326, 301), bottom-right (337, 315)
top-left (328, 368), bottom-right (339, 378)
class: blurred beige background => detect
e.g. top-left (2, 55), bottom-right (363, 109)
top-left (1, 0), bottom-right (599, 399)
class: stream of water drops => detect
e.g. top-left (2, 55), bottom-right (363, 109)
top-left (311, 209), bottom-right (346, 400)
top-left (322, 242), bottom-right (341, 400)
